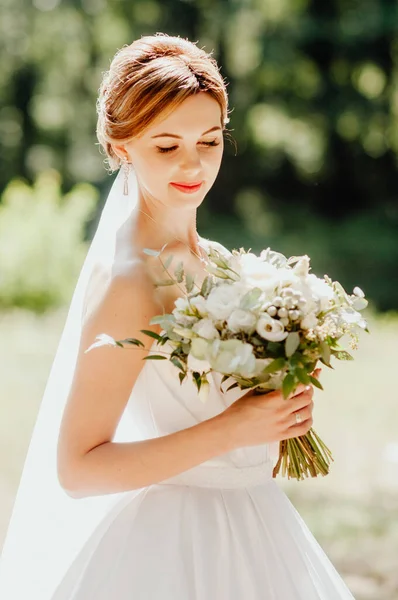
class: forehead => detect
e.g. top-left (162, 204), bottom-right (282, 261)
top-left (144, 92), bottom-right (222, 138)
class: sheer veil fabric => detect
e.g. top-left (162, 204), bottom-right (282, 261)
top-left (0, 167), bottom-right (143, 600)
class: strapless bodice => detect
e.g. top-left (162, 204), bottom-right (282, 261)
top-left (116, 339), bottom-right (279, 487)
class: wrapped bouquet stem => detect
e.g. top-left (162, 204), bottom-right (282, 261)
top-left (87, 243), bottom-right (369, 481)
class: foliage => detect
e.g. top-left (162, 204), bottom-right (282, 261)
top-left (0, 0), bottom-right (397, 309)
top-left (0, 170), bottom-right (97, 312)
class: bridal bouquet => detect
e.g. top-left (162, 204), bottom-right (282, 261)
top-left (86, 243), bottom-right (369, 481)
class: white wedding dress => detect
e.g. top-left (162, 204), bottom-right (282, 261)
top-left (49, 338), bottom-right (355, 599)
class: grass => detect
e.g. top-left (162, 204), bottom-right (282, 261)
top-left (1, 305), bottom-right (397, 599)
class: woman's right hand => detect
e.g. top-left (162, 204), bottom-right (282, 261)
top-left (221, 368), bottom-right (322, 449)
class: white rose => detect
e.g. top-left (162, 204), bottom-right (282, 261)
top-left (209, 339), bottom-right (257, 378)
top-left (305, 274), bottom-right (335, 312)
top-left (227, 309), bottom-right (257, 334)
top-left (206, 283), bottom-right (240, 321)
top-left (256, 313), bottom-right (288, 342)
top-left (239, 253), bottom-right (279, 293)
top-left (192, 318), bottom-right (220, 340)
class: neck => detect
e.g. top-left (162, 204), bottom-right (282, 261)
top-left (133, 203), bottom-right (203, 259)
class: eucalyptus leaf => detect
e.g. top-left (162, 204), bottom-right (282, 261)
top-left (174, 261), bottom-right (184, 283)
top-left (153, 278), bottom-right (176, 286)
top-left (320, 341), bottom-right (331, 365)
top-left (179, 372), bottom-right (186, 385)
top-left (185, 272), bottom-right (195, 293)
top-left (143, 355), bottom-right (168, 360)
top-left (201, 276), bottom-right (213, 296)
top-left (239, 287), bottom-right (263, 310)
top-left (142, 248), bottom-right (161, 257)
top-left (262, 357), bottom-right (286, 374)
top-left (285, 332), bottom-right (300, 357)
top-left (163, 254), bottom-right (174, 270)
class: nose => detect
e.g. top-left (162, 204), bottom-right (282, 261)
top-left (180, 148), bottom-right (203, 176)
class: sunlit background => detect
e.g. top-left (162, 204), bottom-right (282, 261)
top-left (1, 1), bottom-right (398, 598)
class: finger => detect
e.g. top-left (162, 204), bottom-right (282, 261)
top-left (283, 389), bottom-right (313, 414)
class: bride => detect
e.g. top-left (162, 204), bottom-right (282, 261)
top-left (0, 33), bottom-right (356, 599)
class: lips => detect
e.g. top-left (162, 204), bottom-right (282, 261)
top-left (170, 181), bottom-right (203, 193)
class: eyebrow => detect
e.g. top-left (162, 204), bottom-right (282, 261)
top-left (151, 126), bottom-right (222, 139)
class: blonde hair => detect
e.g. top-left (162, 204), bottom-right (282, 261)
top-left (96, 33), bottom-right (231, 173)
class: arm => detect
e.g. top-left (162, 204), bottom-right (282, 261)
top-left (57, 263), bottom-right (233, 499)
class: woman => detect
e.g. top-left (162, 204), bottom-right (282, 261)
top-left (0, 33), bottom-right (355, 599)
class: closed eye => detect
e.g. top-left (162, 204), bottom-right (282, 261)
top-left (156, 140), bottom-right (221, 154)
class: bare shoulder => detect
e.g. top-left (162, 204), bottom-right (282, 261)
top-left (57, 259), bottom-right (162, 483)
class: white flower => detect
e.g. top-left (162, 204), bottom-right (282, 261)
top-left (239, 253), bottom-right (279, 292)
top-left (301, 312), bottom-right (318, 330)
top-left (187, 353), bottom-right (212, 373)
top-left (227, 309), bottom-right (257, 334)
top-left (305, 274), bottom-right (335, 312)
top-left (292, 255), bottom-right (311, 277)
top-left (198, 379), bottom-right (210, 403)
top-left (172, 296), bottom-right (198, 326)
top-left (206, 283), bottom-right (240, 321)
top-left (192, 318), bottom-right (220, 340)
top-left (189, 295), bottom-right (208, 316)
top-left (256, 313), bottom-right (288, 342)
top-left (209, 339), bottom-right (257, 378)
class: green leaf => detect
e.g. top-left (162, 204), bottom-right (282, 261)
top-left (140, 330), bottom-right (163, 341)
top-left (239, 287), bottom-right (263, 310)
top-left (117, 337), bottom-right (144, 347)
top-left (309, 375), bottom-right (324, 390)
top-left (192, 371), bottom-right (202, 390)
top-left (179, 372), bottom-right (186, 385)
top-left (285, 332), bottom-right (300, 357)
top-left (200, 276), bottom-right (213, 296)
top-left (163, 254), bottom-right (174, 270)
top-left (150, 314), bottom-right (175, 325)
top-left (320, 341), bottom-right (331, 366)
top-left (142, 248), bottom-right (161, 257)
top-left (282, 373), bottom-right (296, 399)
top-left (174, 261), bottom-right (184, 283)
top-left (295, 367), bottom-right (311, 384)
top-left (185, 272), bottom-right (195, 293)
top-left (143, 355), bottom-right (168, 360)
top-left (333, 350), bottom-right (354, 360)
top-left (226, 381), bottom-right (240, 392)
top-left (262, 357), bottom-right (286, 374)
top-left (170, 357), bottom-right (185, 371)
top-left (153, 278), bottom-right (175, 286)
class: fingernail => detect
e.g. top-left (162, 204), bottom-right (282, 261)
top-left (305, 385), bottom-right (311, 391)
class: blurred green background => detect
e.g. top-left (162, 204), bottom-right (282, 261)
top-left (1, 1), bottom-right (398, 598)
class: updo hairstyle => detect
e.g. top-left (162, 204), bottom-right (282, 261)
top-left (96, 33), bottom-right (230, 173)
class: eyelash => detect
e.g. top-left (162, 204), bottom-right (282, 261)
top-left (156, 140), bottom-right (220, 154)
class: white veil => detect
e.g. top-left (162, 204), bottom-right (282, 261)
top-left (0, 166), bottom-right (142, 600)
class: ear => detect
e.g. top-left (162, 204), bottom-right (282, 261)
top-left (111, 143), bottom-right (129, 162)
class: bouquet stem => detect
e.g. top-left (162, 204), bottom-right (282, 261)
top-left (272, 428), bottom-right (334, 480)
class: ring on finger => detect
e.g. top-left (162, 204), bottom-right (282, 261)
top-left (294, 411), bottom-right (303, 425)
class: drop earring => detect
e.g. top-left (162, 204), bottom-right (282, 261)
top-left (122, 157), bottom-right (130, 196)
